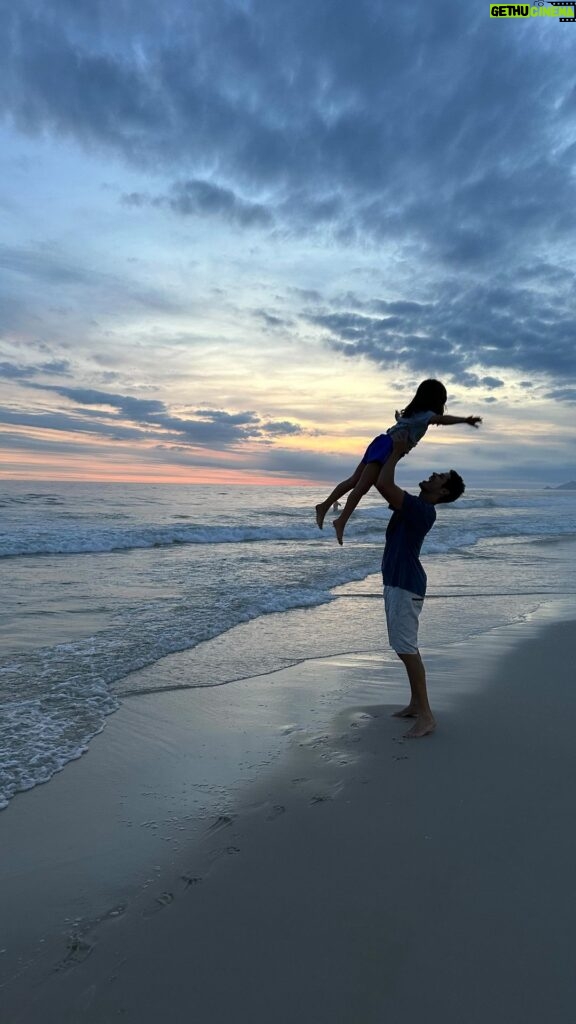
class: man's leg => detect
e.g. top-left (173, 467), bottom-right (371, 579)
top-left (395, 651), bottom-right (436, 738)
top-left (384, 587), bottom-right (435, 737)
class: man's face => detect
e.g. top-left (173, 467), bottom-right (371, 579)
top-left (419, 471), bottom-right (451, 500)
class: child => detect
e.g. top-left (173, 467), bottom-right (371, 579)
top-left (315, 379), bottom-right (481, 545)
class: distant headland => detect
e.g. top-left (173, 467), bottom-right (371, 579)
top-left (544, 481), bottom-right (576, 490)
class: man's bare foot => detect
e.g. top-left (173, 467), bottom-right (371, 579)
top-left (392, 705), bottom-right (418, 718)
top-left (315, 504), bottom-right (328, 529)
top-left (333, 517), bottom-right (345, 546)
top-left (404, 715), bottom-right (436, 739)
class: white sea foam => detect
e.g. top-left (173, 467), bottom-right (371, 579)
top-left (0, 523), bottom-right (320, 558)
top-left (0, 660), bottom-right (119, 809)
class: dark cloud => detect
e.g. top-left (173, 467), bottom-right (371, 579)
top-left (260, 420), bottom-right (303, 436)
top-left (254, 310), bottom-right (292, 329)
top-left (307, 272), bottom-right (576, 388)
top-left (0, 362), bottom-right (30, 380)
top-left (0, 405), bottom-right (150, 440)
top-left (192, 408), bottom-right (259, 426)
top-left (34, 385), bottom-right (167, 420)
top-left (37, 359), bottom-right (72, 375)
top-left (370, 300), bottom-right (434, 317)
top-left (545, 388), bottom-right (576, 403)
top-left (2, 0), bottom-right (574, 262)
top-left (8, 382), bottom-right (304, 448)
top-left (157, 408), bottom-right (304, 444)
top-left (123, 180), bottom-right (273, 228)
top-left (0, 359), bottom-right (72, 380)
top-left (165, 180), bottom-right (271, 228)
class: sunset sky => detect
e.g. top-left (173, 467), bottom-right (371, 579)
top-left (1, 0), bottom-right (575, 487)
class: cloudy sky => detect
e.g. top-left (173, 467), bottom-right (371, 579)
top-left (1, 0), bottom-right (575, 487)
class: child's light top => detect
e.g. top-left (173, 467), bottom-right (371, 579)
top-left (387, 410), bottom-right (435, 447)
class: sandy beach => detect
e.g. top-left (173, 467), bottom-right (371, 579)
top-left (2, 606), bottom-right (576, 1023)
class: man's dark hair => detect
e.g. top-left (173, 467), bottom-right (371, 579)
top-left (439, 469), bottom-right (465, 504)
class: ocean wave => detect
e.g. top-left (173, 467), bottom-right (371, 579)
top-left (459, 497), bottom-right (498, 509)
top-left (0, 522), bottom-right (318, 558)
top-left (5, 490), bottom-right (576, 560)
top-left (0, 492), bottom-right (65, 506)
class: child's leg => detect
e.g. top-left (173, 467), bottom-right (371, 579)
top-left (315, 462), bottom-right (365, 529)
top-left (332, 462), bottom-right (380, 545)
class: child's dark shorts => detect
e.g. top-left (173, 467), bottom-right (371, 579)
top-left (362, 433), bottom-right (393, 465)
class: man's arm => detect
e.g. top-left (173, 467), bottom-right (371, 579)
top-left (376, 435), bottom-right (410, 510)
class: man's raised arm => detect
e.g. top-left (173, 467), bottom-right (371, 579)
top-left (376, 435), bottom-right (411, 510)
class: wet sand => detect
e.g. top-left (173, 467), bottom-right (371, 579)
top-left (2, 612), bottom-right (576, 1023)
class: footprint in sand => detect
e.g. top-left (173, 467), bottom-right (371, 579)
top-left (142, 891), bottom-right (175, 918)
top-left (266, 804), bottom-right (286, 821)
top-left (105, 904), bottom-right (127, 919)
top-left (155, 892), bottom-right (175, 907)
top-left (59, 933), bottom-right (94, 969)
top-left (181, 874), bottom-right (203, 888)
top-left (208, 814), bottom-right (235, 832)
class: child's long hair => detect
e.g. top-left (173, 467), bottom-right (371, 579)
top-left (400, 379), bottom-right (447, 418)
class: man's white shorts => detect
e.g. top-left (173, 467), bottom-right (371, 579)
top-left (384, 585), bottom-right (424, 654)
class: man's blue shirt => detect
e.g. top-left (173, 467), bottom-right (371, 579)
top-left (381, 492), bottom-right (436, 597)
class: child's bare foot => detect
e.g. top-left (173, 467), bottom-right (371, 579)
top-left (392, 705), bottom-right (418, 718)
top-left (332, 517), bottom-right (345, 546)
top-left (315, 504), bottom-right (328, 529)
top-left (404, 715), bottom-right (436, 739)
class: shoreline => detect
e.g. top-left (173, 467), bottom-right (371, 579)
top-left (2, 600), bottom-right (576, 1021)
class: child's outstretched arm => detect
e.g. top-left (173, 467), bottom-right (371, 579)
top-left (429, 415), bottom-right (482, 428)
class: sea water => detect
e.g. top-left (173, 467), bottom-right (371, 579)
top-left (1, 481), bottom-right (575, 809)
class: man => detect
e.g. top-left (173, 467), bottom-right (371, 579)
top-left (377, 435), bottom-right (465, 738)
